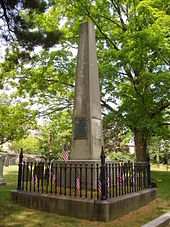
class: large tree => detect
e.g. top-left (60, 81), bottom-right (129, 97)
top-left (0, 0), bottom-right (169, 160)
top-left (59, 0), bottom-right (170, 161)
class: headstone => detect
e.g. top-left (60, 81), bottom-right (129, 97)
top-left (4, 157), bottom-right (9, 167)
top-left (9, 157), bottom-right (16, 165)
top-left (0, 156), bottom-right (6, 186)
top-left (71, 21), bottom-right (103, 160)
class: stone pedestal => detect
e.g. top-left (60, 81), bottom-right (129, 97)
top-left (0, 156), bottom-right (6, 186)
top-left (71, 21), bottom-right (103, 160)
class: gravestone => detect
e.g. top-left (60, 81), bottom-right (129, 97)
top-left (71, 21), bottom-right (103, 160)
top-left (9, 157), bottom-right (16, 165)
top-left (4, 157), bottom-right (9, 167)
top-left (0, 155), bottom-right (6, 186)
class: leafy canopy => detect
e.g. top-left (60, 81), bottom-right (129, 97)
top-left (0, 93), bottom-right (36, 145)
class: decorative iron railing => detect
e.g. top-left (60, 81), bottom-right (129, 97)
top-left (17, 147), bottom-right (151, 200)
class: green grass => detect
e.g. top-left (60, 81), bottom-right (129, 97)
top-left (0, 165), bottom-right (169, 227)
top-left (152, 170), bottom-right (170, 200)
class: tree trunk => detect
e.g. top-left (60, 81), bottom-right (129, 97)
top-left (133, 128), bottom-right (148, 161)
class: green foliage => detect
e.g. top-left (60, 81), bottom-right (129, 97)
top-left (59, 0), bottom-right (169, 160)
top-left (0, 0), bottom-right (62, 50)
top-left (9, 135), bottom-right (40, 154)
top-left (38, 110), bottom-right (72, 159)
top-left (0, 93), bottom-right (37, 145)
top-left (0, 47), bottom-right (75, 115)
top-left (107, 151), bottom-right (135, 162)
top-left (0, 146), bottom-right (3, 152)
top-left (148, 136), bottom-right (170, 164)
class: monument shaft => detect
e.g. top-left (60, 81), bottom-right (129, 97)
top-left (71, 21), bottom-right (103, 160)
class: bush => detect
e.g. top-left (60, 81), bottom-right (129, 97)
top-left (9, 135), bottom-right (40, 154)
top-left (107, 151), bottom-right (135, 162)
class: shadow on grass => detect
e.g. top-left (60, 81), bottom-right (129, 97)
top-left (0, 183), bottom-right (93, 227)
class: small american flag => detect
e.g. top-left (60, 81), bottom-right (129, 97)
top-left (98, 179), bottom-right (102, 193)
top-left (49, 172), bottom-right (51, 181)
top-left (130, 172), bottom-right (139, 184)
top-left (76, 173), bottom-right (80, 190)
top-left (98, 175), bottom-right (110, 194)
top-left (135, 172), bottom-right (139, 184)
top-left (107, 176), bottom-right (110, 188)
top-left (122, 173), bottom-right (125, 184)
top-left (130, 173), bottom-right (134, 184)
top-left (117, 175), bottom-right (125, 185)
top-left (119, 173), bottom-right (125, 185)
top-left (31, 175), bottom-right (37, 186)
top-left (62, 143), bottom-right (68, 163)
top-left (52, 174), bottom-right (55, 185)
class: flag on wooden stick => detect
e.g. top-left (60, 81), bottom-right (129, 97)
top-left (32, 175), bottom-right (37, 186)
top-left (98, 178), bottom-right (102, 193)
top-left (62, 143), bottom-right (68, 163)
top-left (107, 176), bottom-right (110, 188)
top-left (98, 173), bottom-right (110, 194)
top-left (52, 174), bottom-right (55, 185)
top-left (76, 173), bottom-right (80, 190)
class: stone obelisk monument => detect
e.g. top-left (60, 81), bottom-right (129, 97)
top-left (71, 21), bottom-right (103, 160)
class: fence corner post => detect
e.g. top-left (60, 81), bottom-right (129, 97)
top-left (146, 153), bottom-right (151, 188)
top-left (17, 148), bottom-right (23, 190)
top-left (100, 146), bottom-right (106, 200)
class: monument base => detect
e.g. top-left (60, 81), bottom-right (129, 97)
top-left (11, 188), bottom-right (156, 221)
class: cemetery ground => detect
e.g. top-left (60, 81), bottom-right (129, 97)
top-left (0, 165), bottom-right (169, 227)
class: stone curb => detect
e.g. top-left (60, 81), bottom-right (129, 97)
top-left (142, 211), bottom-right (170, 227)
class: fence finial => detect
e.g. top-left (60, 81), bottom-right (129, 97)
top-left (17, 148), bottom-right (23, 190)
top-left (146, 153), bottom-right (151, 188)
top-left (20, 148), bottom-right (23, 160)
top-left (100, 146), bottom-right (105, 166)
top-left (100, 146), bottom-right (106, 200)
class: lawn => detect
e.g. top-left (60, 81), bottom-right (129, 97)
top-left (0, 165), bottom-right (169, 227)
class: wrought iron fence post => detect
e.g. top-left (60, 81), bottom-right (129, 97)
top-left (17, 148), bottom-right (23, 190)
top-left (146, 153), bottom-right (151, 188)
top-left (100, 146), bottom-right (106, 200)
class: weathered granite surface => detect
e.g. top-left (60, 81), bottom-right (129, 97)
top-left (71, 21), bottom-right (103, 160)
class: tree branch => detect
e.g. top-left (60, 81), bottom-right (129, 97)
top-left (110, 0), bottom-right (127, 31)
top-left (0, 0), bottom-right (13, 34)
top-left (150, 102), bottom-right (170, 119)
top-left (101, 99), bottom-right (116, 112)
top-left (73, 2), bottom-right (119, 51)
top-left (100, 14), bottom-right (124, 30)
top-left (44, 78), bottom-right (75, 88)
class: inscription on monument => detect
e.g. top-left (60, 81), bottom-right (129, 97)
top-left (74, 118), bottom-right (88, 139)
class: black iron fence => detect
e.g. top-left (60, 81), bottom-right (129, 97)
top-left (17, 147), bottom-right (151, 200)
